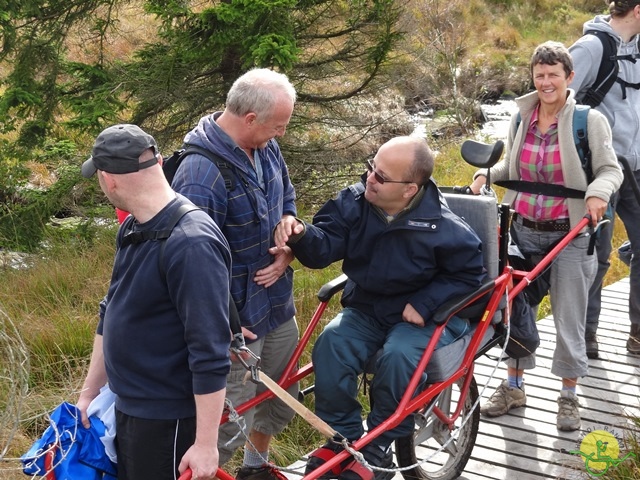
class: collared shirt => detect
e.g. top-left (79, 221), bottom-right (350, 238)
top-left (513, 106), bottom-right (570, 221)
top-left (375, 185), bottom-right (426, 223)
top-left (211, 113), bottom-right (265, 190)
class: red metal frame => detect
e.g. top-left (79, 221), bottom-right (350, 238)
top-left (149, 216), bottom-right (594, 480)
top-left (44, 445), bottom-right (56, 480)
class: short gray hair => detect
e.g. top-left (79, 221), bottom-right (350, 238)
top-left (226, 68), bottom-right (296, 120)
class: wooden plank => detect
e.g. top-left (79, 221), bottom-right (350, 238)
top-left (465, 277), bottom-right (637, 479)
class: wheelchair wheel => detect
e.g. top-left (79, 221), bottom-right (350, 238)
top-left (395, 375), bottom-right (479, 480)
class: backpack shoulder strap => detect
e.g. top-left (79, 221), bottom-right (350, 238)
top-left (572, 105), bottom-right (592, 182)
top-left (178, 145), bottom-right (259, 216)
top-left (157, 204), bottom-right (201, 276)
top-left (182, 145), bottom-right (240, 191)
top-left (117, 203), bottom-right (200, 279)
top-left (581, 30), bottom-right (619, 108)
top-left (119, 203), bottom-right (199, 249)
top-left (115, 213), bottom-right (136, 251)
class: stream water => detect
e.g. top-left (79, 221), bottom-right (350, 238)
top-left (478, 99), bottom-right (518, 142)
top-left (411, 98), bottom-right (518, 144)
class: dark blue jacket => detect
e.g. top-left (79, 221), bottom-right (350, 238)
top-left (289, 179), bottom-right (487, 326)
top-left (172, 113), bottom-right (297, 339)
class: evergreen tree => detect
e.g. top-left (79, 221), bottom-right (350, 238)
top-left (0, 0), bottom-right (403, 147)
top-left (0, 0), bottom-right (404, 248)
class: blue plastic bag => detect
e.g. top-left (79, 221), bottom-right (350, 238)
top-left (21, 402), bottom-right (116, 479)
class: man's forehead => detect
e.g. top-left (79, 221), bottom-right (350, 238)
top-left (376, 145), bottom-right (409, 167)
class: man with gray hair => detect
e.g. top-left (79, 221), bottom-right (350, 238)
top-left (171, 68), bottom-right (299, 480)
top-left (77, 124), bottom-right (232, 480)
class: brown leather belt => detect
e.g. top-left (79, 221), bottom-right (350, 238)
top-left (512, 213), bottom-right (570, 232)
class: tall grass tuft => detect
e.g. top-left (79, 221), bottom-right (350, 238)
top-left (0, 221), bottom-right (117, 473)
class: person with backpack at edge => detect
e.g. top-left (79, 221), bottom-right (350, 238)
top-left (469, 42), bottom-right (623, 431)
top-left (569, 0), bottom-right (640, 358)
top-left (77, 124), bottom-right (232, 480)
top-left (170, 68), bottom-right (298, 480)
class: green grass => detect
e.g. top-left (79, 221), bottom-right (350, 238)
top-left (0, 222), bottom-right (117, 472)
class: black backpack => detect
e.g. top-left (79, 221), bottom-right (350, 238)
top-left (163, 144), bottom-right (240, 191)
top-left (580, 30), bottom-right (640, 108)
top-left (502, 293), bottom-right (541, 359)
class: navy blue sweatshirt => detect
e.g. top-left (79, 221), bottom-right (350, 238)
top-left (97, 195), bottom-right (232, 419)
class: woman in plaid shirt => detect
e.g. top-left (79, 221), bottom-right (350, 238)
top-left (469, 41), bottom-right (623, 431)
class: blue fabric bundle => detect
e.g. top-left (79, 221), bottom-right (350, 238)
top-left (21, 402), bottom-right (116, 479)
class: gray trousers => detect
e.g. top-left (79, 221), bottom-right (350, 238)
top-left (506, 222), bottom-right (596, 379)
top-left (218, 317), bottom-right (299, 465)
top-left (586, 168), bottom-right (640, 334)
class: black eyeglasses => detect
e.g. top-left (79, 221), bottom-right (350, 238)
top-left (366, 158), bottom-right (414, 185)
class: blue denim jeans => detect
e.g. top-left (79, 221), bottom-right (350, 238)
top-left (312, 307), bottom-right (469, 448)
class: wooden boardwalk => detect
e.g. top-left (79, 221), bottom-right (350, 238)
top-left (289, 278), bottom-right (638, 480)
top-left (453, 277), bottom-right (639, 479)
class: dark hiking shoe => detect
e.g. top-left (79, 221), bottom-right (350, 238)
top-left (627, 324), bottom-right (640, 355)
top-left (236, 465), bottom-right (287, 480)
top-left (585, 332), bottom-right (599, 359)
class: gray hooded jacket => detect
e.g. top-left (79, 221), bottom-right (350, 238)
top-left (570, 15), bottom-right (640, 170)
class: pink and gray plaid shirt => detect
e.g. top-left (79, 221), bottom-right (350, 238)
top-left (513, 106), bottom-right (570, 222)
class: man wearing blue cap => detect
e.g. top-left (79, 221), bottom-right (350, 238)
top-left (77, 124), bottom-right (232, 480)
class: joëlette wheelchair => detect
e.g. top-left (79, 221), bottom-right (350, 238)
top-left (182, 139), bottom-right (596, 480)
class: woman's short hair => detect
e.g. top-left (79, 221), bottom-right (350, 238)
top-left (530, 41), bottom-right (573, 78)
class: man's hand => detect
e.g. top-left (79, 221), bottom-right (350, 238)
top-left (77, 334), bottom-right (108, 429)
top-left (402, 303), bottom-right (425, 327)
top-left (178, 441), bottom-right (219, 480)
top-left (585, 196), bottom-right (608, 227)
top-left (180, 390), bottom-right (225, 479)
top-left (254, 246), bottom-right (294, 287)
top-left (274, 215), bottom-right (304, 248)
top-left (77, 393), bottom-right (97, 429)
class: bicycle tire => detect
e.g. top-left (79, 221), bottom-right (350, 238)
top-left (395, 375), bottom-right (479, 480)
